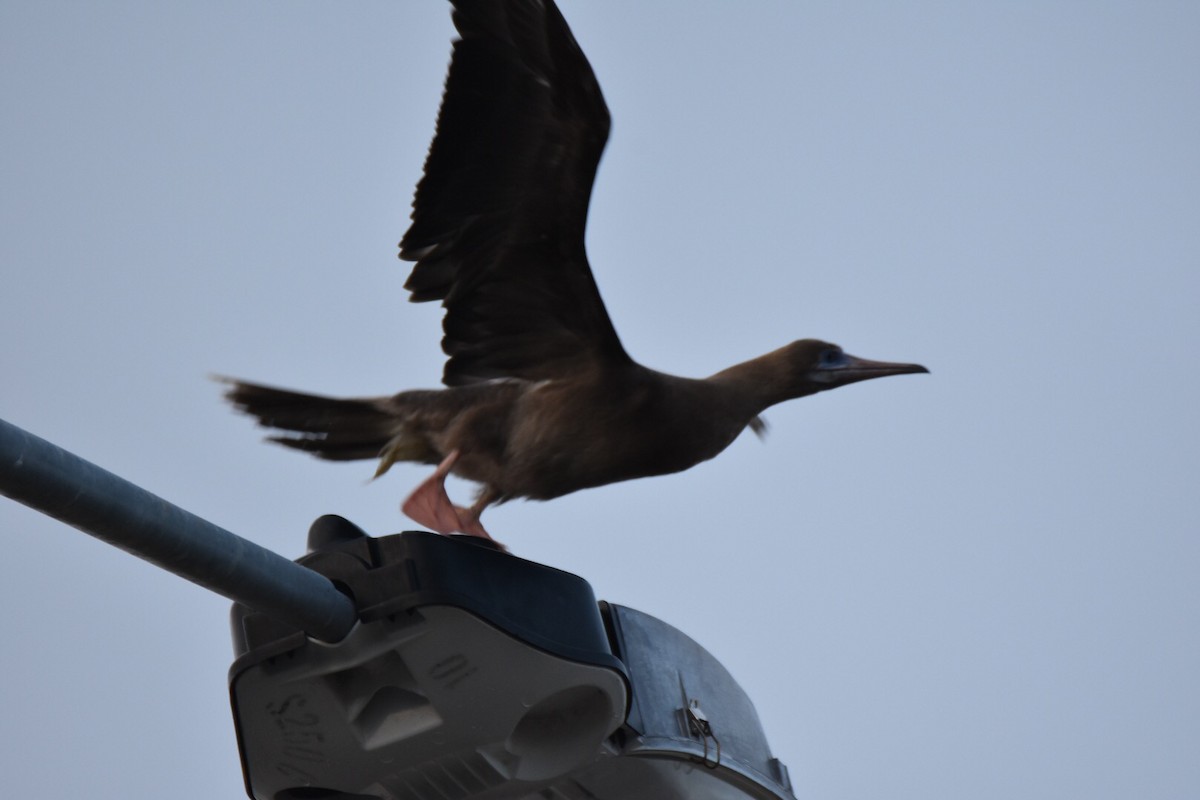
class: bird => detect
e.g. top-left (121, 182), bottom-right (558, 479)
top-left (221, 0), bottom-right (927, 549)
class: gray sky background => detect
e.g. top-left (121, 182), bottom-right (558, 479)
top-left (2, 2), bottom-right (1198, 798)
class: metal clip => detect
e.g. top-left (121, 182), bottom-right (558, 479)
top-left (686, 699), bottom-right (721, 768)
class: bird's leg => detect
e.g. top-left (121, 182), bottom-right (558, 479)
top-left (401, 451), bottom-right (465, 535)
top-left (451, 487), bottom-right (504, 549)
top-left (401, 453), bottom-right (507, 551)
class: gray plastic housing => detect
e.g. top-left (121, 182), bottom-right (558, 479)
top-left (228, 517), bottom-right (795, 799)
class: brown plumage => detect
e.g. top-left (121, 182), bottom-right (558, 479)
top-left (221, 0), bottom-right (927, 546)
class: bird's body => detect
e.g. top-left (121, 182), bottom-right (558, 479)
top-left (222, 0), bottom-right (927, 546)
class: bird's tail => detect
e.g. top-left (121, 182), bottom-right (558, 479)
top-left (217, 377), bottom-right (421, 467)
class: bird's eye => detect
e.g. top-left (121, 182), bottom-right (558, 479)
top-left (818, 348), bottom-right (846, 367)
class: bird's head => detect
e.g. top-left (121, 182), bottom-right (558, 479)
top-left (781, 339), bottom-right (929, 398)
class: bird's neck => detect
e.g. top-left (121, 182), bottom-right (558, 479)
top-left (707, 347), bottom-right (811, 414)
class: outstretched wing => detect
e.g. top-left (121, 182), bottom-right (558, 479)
top-left (400, 0), bottom-right (632, 386)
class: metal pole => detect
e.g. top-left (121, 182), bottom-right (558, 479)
top-left (0, 417), bottom-right (356, 642)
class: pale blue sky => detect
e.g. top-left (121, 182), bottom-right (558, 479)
top-left (3, 2), bottom-right (1198, 798)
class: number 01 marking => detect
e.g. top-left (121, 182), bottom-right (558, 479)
top-left (428, 653), bottom-right (477, 689)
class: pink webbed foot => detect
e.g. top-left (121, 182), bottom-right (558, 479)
top-left (400, 452), bottom-right (506, 551)
top-left (401, 468), bottom-right (465, 535)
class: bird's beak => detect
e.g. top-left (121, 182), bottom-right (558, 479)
top-left (813, 353), bottom-right (930, 387)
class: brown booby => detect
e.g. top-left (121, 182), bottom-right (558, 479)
top-left (222, 0), bottom-right (927, 547)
